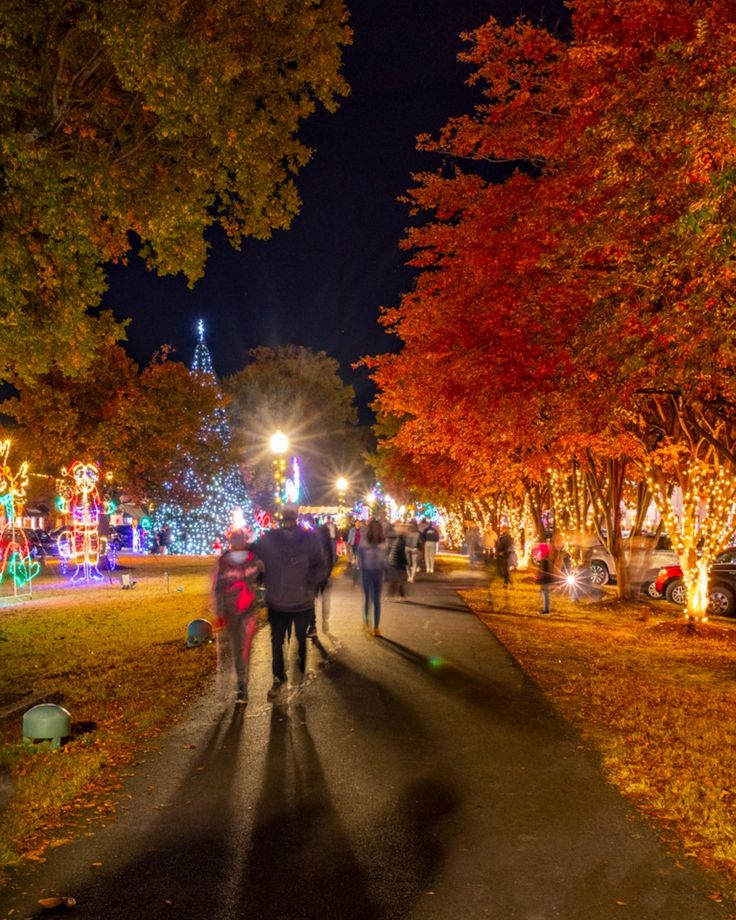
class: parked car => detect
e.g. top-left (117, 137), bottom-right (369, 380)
top-left (654, 548), bottom-right (736, 617)
top-left (588, 534), bottom-right (679, 597)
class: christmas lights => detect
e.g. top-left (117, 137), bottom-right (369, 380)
top-left (152, 320), bottom-right (253, 554)
top-left (57, 460), bottom-right (110, 583)
top-left (0, 441), bottom-right (40, 593)
top-left (648, 460), bottom-right (736, 621)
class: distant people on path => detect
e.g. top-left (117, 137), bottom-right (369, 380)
top-left (312, 519), bottom-right (336, 635)
top-left (482, 523), bottom-right (498, 562)
top-left (358, 519), bottom-right (388, 636)
top-left (535, 544), bottom-right (555, 614)
top-left (213, 531), bottom-right (263, 704)
top-left (386, 524), bottom-right (409, 600)
top-left (421, 519), bottom-right (440, 573)
top-left (465, 522), bottom-right (482, 567)
top-left (347, 519), bottom-right (363, 583)
top-left (495, 526), bottom-right (515, 587)
top-left (256, 504), bottom-right (327, 700)
top-left (404, 521), bottom-right (420, 582)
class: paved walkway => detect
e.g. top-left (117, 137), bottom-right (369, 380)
top-left (0, 565), bottom-right (729, 919)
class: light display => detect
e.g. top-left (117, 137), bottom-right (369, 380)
top-left (648, 460), bottom-right (736, 621)
top-left (57, 460), bottom-right (111, 582)
top-left (284, 457), bottom-right (302, 504)
top-left (151, 320), bottom-right (253, 554)
top-left (0, 441), bottom-right (39, 592)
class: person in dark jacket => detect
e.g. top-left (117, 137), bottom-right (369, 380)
top-left (256, 505), bottom-right (327, 700)
top-left (495, 526), bottom-right (515, 587)
top-left (213, 531), bottom-right (263, 704)
top-left (309, 520), bottom-right (336, 636)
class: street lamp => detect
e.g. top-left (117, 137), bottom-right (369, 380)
top-left (336, 477), bottom-right (348, 523)
top-left (270, 431), bottom-right (289, 511)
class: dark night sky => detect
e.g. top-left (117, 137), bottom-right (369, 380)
top-left (101, 0), bottom-right (568, 422)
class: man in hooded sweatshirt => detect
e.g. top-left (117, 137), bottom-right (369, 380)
top-left (256, 504), bottom-right (327, 700)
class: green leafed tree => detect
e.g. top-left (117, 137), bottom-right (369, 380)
top-left (2, 344), bottom-right (224, 507)
top-left (0, 0), bottom-right (351, 380)
top-left (224, 345), bottom-right (368, 507)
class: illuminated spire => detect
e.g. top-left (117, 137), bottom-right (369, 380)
top-left (197, 318), bottom-right (205, 343)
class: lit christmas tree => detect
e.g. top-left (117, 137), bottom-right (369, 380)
top-left (152, 320), bottom-right (253, 554)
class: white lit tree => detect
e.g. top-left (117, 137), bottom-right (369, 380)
top-left (152, 321), bottom-right (252, 554)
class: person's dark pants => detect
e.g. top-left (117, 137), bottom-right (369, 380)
top-left (268, 608), bottom-right (311, 680)
top-left (496, 556), bottom-right (511, 586)
top-left (361, 568), bottom-right (383, 628)
top-left (223, 612), bottom-right (258, 692)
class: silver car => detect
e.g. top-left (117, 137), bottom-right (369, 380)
top-left (589, 534), bottom-right (679, 597)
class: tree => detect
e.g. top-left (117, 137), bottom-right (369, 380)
top-left (151, 325), bottom-right (252, 554)
top-left (224, 345), bottom-right (367, 507)
top-left (368, 1), bottom-right (736, 611)
top-left (0, 0), bottom-right (351, 381)
top-left (2, 343), bottom-right (222, 506)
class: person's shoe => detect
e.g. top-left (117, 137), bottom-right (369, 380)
top-left (372, 627), bottom-right (382, 637)
top-left (306, 625), bottom-right (317, 639)
top-left (235, 688), bottom-right (248, 704)
top-left (267, 678), bottom-right (284, 701)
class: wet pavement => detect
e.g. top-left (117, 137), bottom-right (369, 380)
top-left (0, 564), bottom-right (729, 919)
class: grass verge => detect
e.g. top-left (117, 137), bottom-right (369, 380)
top-left (460, 567), bottom-right (736, 906)
top-left (0, 556), bottom-right (217, 872)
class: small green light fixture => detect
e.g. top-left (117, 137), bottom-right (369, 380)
top-left (23, 703), bottom-right (71, 748)
top-left (187, 618), bottom-right (213, 647)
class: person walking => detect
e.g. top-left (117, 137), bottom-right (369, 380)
top-left (358, 519), bottom-right (388, 636)
top-left (482, 523), bottom-right (498, 562)
top-left (256, 505), bottom-right (327, 700)
top-left (386, 525), bottom-right (409, 600)
top-left (213, 531), bottom-right (263, 704)
top-left (404, 520), bottom-right (420, 582)
top-left (421, 519), bottom-right (440, 574)
top-left (312, 519), bottom-right (336, 635)
top-left (465, 522), bottom-right (482, 567)
top-left (495, 526), bottom-right (515, 587)
top-left (535, 544), bottom-right (555, 614)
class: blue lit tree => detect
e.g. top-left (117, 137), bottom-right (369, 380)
top-left (152, 321), bottom-right (253, 554)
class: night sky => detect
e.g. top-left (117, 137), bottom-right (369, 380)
top-left (102, 0), bottom-right (568, 422)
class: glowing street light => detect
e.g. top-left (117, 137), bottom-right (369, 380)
top-left (270, 431), bottom-right (289, 510)
top-left (336, 476), bottom-right (348, 523)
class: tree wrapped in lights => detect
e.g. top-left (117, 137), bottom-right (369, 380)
top-left (649, 460), bottom-right (736, 621)
top-left (153, 322), bottom-right (253, 554)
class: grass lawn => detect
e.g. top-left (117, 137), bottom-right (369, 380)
top-left (459, 561), bottom-right (736, 905)
top-left (0, 554), bottom-right (218, 871)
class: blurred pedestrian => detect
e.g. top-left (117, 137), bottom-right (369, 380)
top-left (466, 522), bottom-right (482, 567)
top-left (405, 521), bottom-right (421, 582)
top-left (482, 523), bottom-right (498, 562)
top-left (358, 519), bottom-right (388, 636)
top-left (535, 544), bottom-right (555, 614)
top-left (495, 526), bottom-right (515, 587)
top-left (213, 531), bottom-right (263, 704)
top-left (311, 519), bottom-right (336, 635)
top-left (256, 504), bottom-right (327, 700)
top-left (421, 519), bottom-right (440, 573)
top-left (386, 525), bottom-right (409, 600)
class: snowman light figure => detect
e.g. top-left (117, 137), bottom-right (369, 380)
top-left (58, 461), bottom-right (109, 583)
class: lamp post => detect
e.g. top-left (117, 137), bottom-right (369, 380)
top-left (336, 476), bottom-right (348, 524)
top-left (270, 431), bottom-right (289, 514)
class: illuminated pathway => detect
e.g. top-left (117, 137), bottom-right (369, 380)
top-left (0, 564), bottom-right (725, 919)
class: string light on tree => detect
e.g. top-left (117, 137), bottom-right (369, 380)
top-left (648, 460), bottom-right (736, 621)
top-left (152, 319), bottom-right (254, 554)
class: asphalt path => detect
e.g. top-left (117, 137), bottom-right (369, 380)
top-left (0, 564), bottom-right (729, 919)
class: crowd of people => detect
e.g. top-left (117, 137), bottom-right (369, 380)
top-left (211, 505), bottom-right (582, 706)
top-left (212, 510), bottom-right (445, 705)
